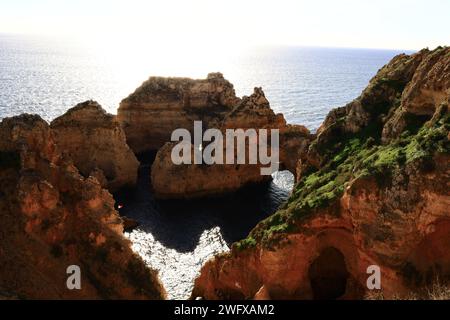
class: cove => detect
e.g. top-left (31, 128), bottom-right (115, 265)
top-left (115, 152), bottom-right (294, 299)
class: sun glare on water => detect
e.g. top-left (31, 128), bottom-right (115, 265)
top-left (77, 34), bottom-right (255, 111)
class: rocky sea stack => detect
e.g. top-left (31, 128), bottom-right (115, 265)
top-left (192, 46), bottom-right (450, 300)
top-left (117, 72), bottom-right (240, 154)
top-left (119, 73), bottom-right (312, 199)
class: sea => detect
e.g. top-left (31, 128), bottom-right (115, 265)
top-left (0, 34), bottom-right (412, 299)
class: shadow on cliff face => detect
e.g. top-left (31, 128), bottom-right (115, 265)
top-left (114, 154), bottom-right (293, 253)
top-left (308, 247), bottom-right (350, 300)
top-left (402, 219), bottom-right (450, 287)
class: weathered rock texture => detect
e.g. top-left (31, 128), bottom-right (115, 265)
top-left (382, 47), bottom-right (450, 142)
top-left (150, 87), bottom-right (313, 199)
top-left (0, 115), bottom-right (165, 299)
top-left (151, 142), bottom-right (270, 199)
top-left (221, 87), bottom-right (286, 129)
top-left (192, 46), bottom-right (450, 300)
top-left (279, 124), bottom-right (312, 179)
top-left (51, 101), bottom-right (139, 193)
top-left (117, 73), bottom-right (240, 154)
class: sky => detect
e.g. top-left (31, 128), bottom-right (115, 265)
top-left (0, 0), bottom-right (449, 50)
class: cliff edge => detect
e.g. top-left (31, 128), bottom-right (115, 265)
top-left (0, 114), bottom-right (165, 299)
top-left (192, 46), bottom-right (450, 300)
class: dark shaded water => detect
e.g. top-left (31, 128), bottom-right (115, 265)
top-left (116, 161), bottom-right (294, 300)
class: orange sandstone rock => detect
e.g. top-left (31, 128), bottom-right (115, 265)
top-left (51, 101), bottom-right (140, 193)
top-left (192, 46), bottom-right (450, 300)
top-left (0, 114), bottom-right (165, 299)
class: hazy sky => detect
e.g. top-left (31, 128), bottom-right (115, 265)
top-left (0, 0), bottom-right (448, 50)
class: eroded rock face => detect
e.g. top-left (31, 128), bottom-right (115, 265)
top-left (193, 152), bottom-right (449, 300)
top-left (402, 47), bottom-right (450, 115)
top-left (117, 73), bottom-right (240, 154)
top-left (192, 46), bottom-right (450, 300)
top-left (150, 87), bottom-right (312, 199)
top-left (279, 124), bottom-right (313, 178)
top-left (306, 47), bottom-right (450, 172)
top-left (0, 114), bottom-right (165, 299)
top-left (151, 142), bottom-right (270, 199)
top-left (382, 47), bottom-right (450, 142)
top-left (51, 101), bottom-right (139, 193)
top-left (221, 87), bottom-right (286, 129)
top-left (119, 73), bottom-right (312, 199)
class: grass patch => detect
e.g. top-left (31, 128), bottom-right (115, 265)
top-left (241, 111), bottom-right (449, 249)
top-left (234, 237), bottom-right (257, 251)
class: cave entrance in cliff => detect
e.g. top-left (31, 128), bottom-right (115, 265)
top-left (308, 247), bottom-right (350, 300)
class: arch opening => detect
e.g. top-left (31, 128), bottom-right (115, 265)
top-left (308, 247), bottom-right (350, 300)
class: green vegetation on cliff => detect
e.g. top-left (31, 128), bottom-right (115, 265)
top-left (235, 106), bottom-right (449, 250)
top-left (233, 47), bottom-right (450, 251)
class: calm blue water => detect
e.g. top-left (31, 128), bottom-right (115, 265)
top-left (0, 34), bottom-right (411, 129)
top-left (0, 34), bottom-right (413, 299)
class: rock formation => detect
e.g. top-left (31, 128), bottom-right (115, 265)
top-left (383, 47), bottom-right (450, 142)
top-left (279, 124), bottom-right (312, 179)
top-left (150, 87), bottom-right (313, 199)
top-left (151, 142), bottom-right (270, 199)
top-left (118, 72), bottom-right (312, 199)
top-left (117, 73), bottom-right (240, 154)
top-left (192, 46), bottom-right (450, 300)
top-left (221, 87), bottom-right (286, 129)
top-left (0, 72), bottom-right (315, 298)
top-left (0, 114), bottom-right (165, 299)
top-left (51, 101), bottom-right (140, 193)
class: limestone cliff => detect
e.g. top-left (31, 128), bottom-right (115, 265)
top-left (0, 114), bottom-right (165, 299)
top-left (279, 124), bottom-right (312, 179)
top-left (51, 101), bottom-right (139, 193)
top-left (151, 142), bottom-right (269, 199)
top-left (117, 73), bottom-right (240, 154)
top-left (192, 46), bottom-right (450, 300)
top-left (221, 87), bottom-right (286, 129)
top-left (150, 87), bottom-right (312, 199)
